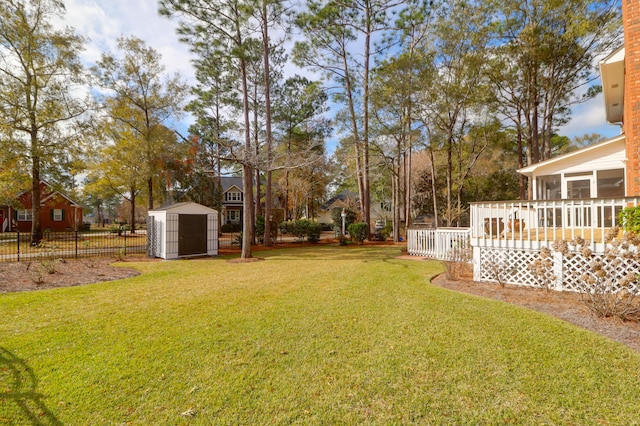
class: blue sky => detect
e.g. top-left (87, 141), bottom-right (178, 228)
top-left (61, 0), bottom-right (622, 153)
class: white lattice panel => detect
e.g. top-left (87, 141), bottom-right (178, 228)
top-left (478, 246), bottom-right (640, 294)
top-left (563, 253), bottom-right (640, 294)
top-left (479, 248), bottom-right (550, 288)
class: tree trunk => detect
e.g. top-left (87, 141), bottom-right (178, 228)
top-left (130, 188), bottom-right (136, 234)
top-left (340, 50), bottom-right (365, 226)
top-left (261, 1), bottom-right (273, 246)
top-left (362, 28), bottom-right (372, 237)
top-left (236, 21), bottom-right (253, 258)
top-left (405, 120), bottom-right (412, 231)
top-left (31, 156), bottom-right (42, 245)
top-left (446, 135), bottom-right (453, 227)
top-left (428, 142), bottom-right (439, 228)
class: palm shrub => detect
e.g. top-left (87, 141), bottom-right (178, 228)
top-left (347, 222), bottom-right (368, 244)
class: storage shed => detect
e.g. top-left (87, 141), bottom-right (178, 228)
top-left (147, 202), bottom-right (219, 259)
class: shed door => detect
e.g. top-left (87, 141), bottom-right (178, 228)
top-left (179, 214), bottom-right (207, 256)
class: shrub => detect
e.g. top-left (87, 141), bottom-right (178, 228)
top-left (231, 232), bottom-right (243, 248)
top-left (381, 222), bottom-right (393, 239)
top-left (331, 207), bottom-right (357, 232)
top-left (527, 246), bottom-right (556, 291)
top-left (567, 231), bottom-right (640, 321)
top-left (279, 219), bottom-right (322, 243)
top-left (221, 223), bottom-right (242, 233)
top-left (256, 216), bottom-right (278, 244)
top-left (442, 245), bottom-right (472, 281)
top-left (304, 221), bottom-right (322, 243)
top-left (347, 222), bottom-right (368, 244)
top-left (619, 206), bottom-right (640, 234)
top-left (110, 223), bottom-right (131, 235)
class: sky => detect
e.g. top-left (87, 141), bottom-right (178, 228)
top-left (59, 0), bottom-right (623, 153)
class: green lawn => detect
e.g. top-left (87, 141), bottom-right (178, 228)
top-left (2, 246), bottom-right (640, 424)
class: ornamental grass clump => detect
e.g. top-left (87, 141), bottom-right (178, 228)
top-left (566, 229), bottom-right (640, 321)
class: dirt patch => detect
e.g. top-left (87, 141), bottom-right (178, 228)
top-left (226, 257), bottom-right (265, 263)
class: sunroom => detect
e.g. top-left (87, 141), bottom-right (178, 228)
top-left (407, 133), bottom-right (640, 289)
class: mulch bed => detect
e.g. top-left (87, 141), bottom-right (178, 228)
top-left (427, 268), bottom-right (640, 353)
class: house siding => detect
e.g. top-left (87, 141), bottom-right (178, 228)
top-left (528, 141), bottom-right (625, 176)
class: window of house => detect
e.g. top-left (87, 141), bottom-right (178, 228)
top-left (226, 209), bottom-right (241, 223)
top-left (536, 175), bottom-right (561, 200)
top-left (597, 169), bottom-right (625, 197)
top-left (225, 190), bottom-right (242, 202)
top-left (52, 209), bottom-right (64, 221)
top-left (17, 210), bottom-right (33, 221)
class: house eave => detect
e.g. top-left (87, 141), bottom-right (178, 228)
top-left (517, 134), bottom-right (626, 177)
top-left (599, 46), bottom-right (625, 124)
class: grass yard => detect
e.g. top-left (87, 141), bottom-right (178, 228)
top-left (2, 246), bottom-right (640, 424)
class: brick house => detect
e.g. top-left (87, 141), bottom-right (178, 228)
top-left (0, 181), bottom-right (83, 233)
top-left (623, 0), bottom-right (640, 196)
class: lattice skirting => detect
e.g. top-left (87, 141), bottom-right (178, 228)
top-left (475, 247), bottom-right (640, 293)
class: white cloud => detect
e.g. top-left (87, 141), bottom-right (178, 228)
top-left (60, 0), bottom-right (195, 80)
top-left (559, 93), bottom-right (622, 141)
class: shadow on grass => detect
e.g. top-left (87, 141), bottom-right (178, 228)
top-left (0, 347), bottom-right (62, 425)
top-left (248, 245), bottom-right (409, 263)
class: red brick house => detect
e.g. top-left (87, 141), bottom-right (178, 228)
top-left (0, 181), bottom-right (83, 233)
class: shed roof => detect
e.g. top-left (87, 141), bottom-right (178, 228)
top-left (149, 202), bottom-right (218, 215)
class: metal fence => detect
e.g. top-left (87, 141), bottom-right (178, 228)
top-left (0, 230), bottom-right (337, 262)
top-left (0, 230), bottom-right (148, 262)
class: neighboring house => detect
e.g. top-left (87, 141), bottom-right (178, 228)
top-left (317, 190), bottom-right (392, 226)
top-left (0, 181), bottom-right (83, 233)
top-left (316, 191), bottom-right (358, 224)
top-left (220, 176), bottom-right (244, 225)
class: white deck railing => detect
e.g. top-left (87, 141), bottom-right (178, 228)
top-left (469, 197), bottom-right (640, 252)
top-left (407, 198), bottom-right (640, 291)
top-left (407, 227), bottom-right (472, 260)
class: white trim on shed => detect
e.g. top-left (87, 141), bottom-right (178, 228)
top-left (148, 202), bottom-right (219, 259)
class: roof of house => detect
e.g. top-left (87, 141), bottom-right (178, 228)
top-left (220, 176), bottom-right (243, 192)
top-left (319, 190), bottom-right (359, 210)
top-left (517, 134), bottom-right (625, 177)
top-left (15, 180), bottom-right (82, 208)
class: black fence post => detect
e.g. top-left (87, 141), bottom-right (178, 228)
top-left (75, 231), bottom-right (78, 259)
top-left (16, 230), bottom-right (20, 262)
